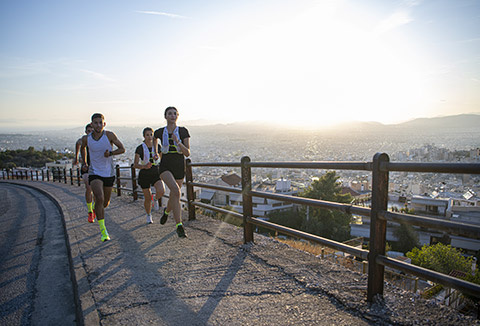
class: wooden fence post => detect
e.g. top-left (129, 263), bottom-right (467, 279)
top-left (70, 168), bottom-right (74, 185)
top-left (116, 165), bottom-right (121, 196)
top-left (241, 156), bottom-right (254, 243)
top-left (130, 164), bottom-right (138, 200)
top-left (63, 168), bottom-right (67, 183)
top-left (367, 152), bottom-right (390, 302)
top-left (46, 169), bottom-right (50, 181)
top-left (185, 159), bottom-right (196, 220)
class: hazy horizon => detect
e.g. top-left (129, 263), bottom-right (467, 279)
top-left (0, 111), bottom-right (479, 134)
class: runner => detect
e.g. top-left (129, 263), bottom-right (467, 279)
top-left (153, 106), bottom-right (190, 238)
top-left (73, 123), bottom-right (95, 223)
top-left (80, 113), bottom-right (125, 242)
top-left (134, 127), bottom-right (165, 224)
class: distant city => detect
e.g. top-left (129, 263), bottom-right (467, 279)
top-left (1, 114), bottom-right (479, 193)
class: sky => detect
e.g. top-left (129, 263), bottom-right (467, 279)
top-left (0, 0), bottom-right (479, 131)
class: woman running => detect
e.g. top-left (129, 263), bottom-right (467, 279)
top-left (134, 127), bottom-right (165, 224)
top-left (153, 107), bottom-right (190, 238)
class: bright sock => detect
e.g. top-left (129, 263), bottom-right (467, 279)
top-left (98, 219), bottom-right (106, 231)
top-left (98, 219), bottom-right (109, 241)
top-left (87, 202), bottom-right (93, 213)
top-left (176, 222), bottom-right (182, 228)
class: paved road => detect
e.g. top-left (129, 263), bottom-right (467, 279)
top-left (1, 180), bottom-right (477, 325)
top-left (0, 182), bottom-right (76, 325)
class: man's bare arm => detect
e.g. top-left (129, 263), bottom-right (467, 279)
top-left (106, 131), bottom-right (125, 156)
top-left (80, 135), bottom-right (88, 172)
top-left (73, 138), bottom-right (82, 165)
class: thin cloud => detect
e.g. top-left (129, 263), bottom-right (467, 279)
top-left (135, 10), bottom-right (188, 19)
top-left (78, 69), bottom-right (116, 82)
top-left (402, 0), bottom-right (422, 8)
top-left (90, 100), bottom-right (148, 104)
top-left (374, 10), bottom-right (413, 35)
top-left (457, 37), bottom-right (480, 44)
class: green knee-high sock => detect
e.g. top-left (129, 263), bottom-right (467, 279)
top-left (98, 219), bottom-right (107, 233)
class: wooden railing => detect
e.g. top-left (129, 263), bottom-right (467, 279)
top-left (2, 153), bottom-right (480, 302)
top-left (184, 153), bottom-right (480, 302)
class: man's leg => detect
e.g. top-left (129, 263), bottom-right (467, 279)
top-left (90, 179), bottom-right (105, 220)
top-left (103, 186), bottom-right (113, 208)
top-left (90, 179), bottom-right (110, 241)
top-left (83, 173), bottom-right (95, 222)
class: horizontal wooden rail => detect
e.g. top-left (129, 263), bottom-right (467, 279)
top-left (192, 201), bottom-right (244, 219)
top-left (250, 190), bottom-right (371, 217)
top-left (376, 255), bottom-right (480, 299)
top-left (380, 211), bottom-right (480, 239)
top-left (118, 187), bottom-right (135, 193)
top-left (188, 182), bottom-right (243, 194)
top-left (118, 177), bottom-right (136, 181)
top-left (247, 217), bottom-right (369, 260)
top-left (188, 162), bottom-right (241, 168)
top-left (247, 161), bottom-right (373, 171)
top-left (383, 162), bottom-right (480, 174)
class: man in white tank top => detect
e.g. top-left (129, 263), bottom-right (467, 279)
top-left (80, 113), bottom-right (125, 242)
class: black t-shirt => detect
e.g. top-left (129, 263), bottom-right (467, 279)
top-left (153, 127), bottom-right (190, 154)
top-left (135, 144), bottom-right (161, 163)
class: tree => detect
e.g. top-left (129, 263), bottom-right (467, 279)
top-left (0, 147), bottom-right (73, 169)
top-left (266, 208), bottom-right (303, 234)
top-left (392, 222), bottom-right (420, 253)
top-left (406, 243), bottom-right (474, 275)
top-left (300, 171), bottom-right (353, 242)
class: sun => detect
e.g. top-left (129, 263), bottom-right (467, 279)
top-left (162, 1), bottom-right (436, 127)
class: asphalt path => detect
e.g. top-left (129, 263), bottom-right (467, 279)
top-left (0, 182), bottom-right (76, 325)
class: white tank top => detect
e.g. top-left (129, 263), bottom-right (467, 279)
top-left (87, 131), bottom-right (114, 177)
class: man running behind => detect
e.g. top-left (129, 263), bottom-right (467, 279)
top-left (80, 113), bottom-right (125, 242)
top-left (74, 123), bottom-right (95, 223)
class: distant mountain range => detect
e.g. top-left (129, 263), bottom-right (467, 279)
top-left (6, 113), bottom-right (478, 136)
top-left (395, 114), bottom-right (480, 129)
top-left (185, 113), bottom-right (480, 134)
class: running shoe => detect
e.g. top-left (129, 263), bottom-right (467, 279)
top-left (160, 208), bottom-right (169, 225)
top-left (146, 214), bottom-right (153, 224)
top-left (176, 224), bottom-right (187, 238)
top-left (88, 211), bottom-right (96, 223)
top-left (101, 229), bottom-right (110, 242)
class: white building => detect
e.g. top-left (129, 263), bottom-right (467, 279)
top-left (199, 174), bottom-right (297, 217)
top-left (350, 193), bottom-right (480, 254)
top-left (45, 158), bottom-right (73, 170)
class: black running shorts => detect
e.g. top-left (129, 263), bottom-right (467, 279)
top-left (88, 175), bottom-right (115, 187)
top-left (138, 166), bottom-right (161, 189)
top-left (159, 154), bottom-right (185, 180)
